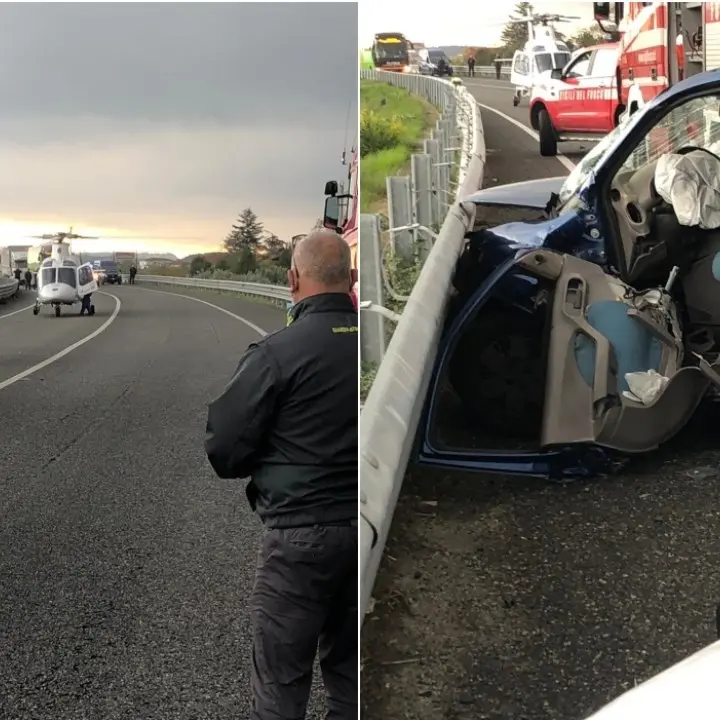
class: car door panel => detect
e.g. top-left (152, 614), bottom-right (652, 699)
top-left (559, 51), bottom-right (595, 131)
top-left (537, 251), bottom-right (706, 453)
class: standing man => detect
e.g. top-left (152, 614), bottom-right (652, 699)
top-left (129, 264), bottom-right (137, 284)
top-left (494, 56), bottom-right (502, 80)
top-left (467, 53), bottom-right (475, 77)
top-left (205, 229), bottom-right (358, 720)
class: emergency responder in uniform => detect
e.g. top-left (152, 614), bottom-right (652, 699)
top-left (24, 269), bottom-right (32, 290)
top-left (13, 266), bottom-right (21, 284)
top-left (129, 264), bottom-right (137, 284)
top-left (205, 229), bottom-right (358, 720)
top-left (467, 54), bottom-right (476, 77)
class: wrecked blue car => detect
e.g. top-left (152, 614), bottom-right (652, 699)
top-left (418, 70), bottom-right (720, 480)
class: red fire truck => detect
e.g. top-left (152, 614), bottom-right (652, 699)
top-left (322, 148), bottom-right (358, 308)
top-left (530, 2), bottom-right (720, 156)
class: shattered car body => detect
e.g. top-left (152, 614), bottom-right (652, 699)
top-left (418, 70), bottom-right (720, 480)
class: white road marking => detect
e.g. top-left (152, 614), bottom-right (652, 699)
top-left (0, 292), bottom-right (122, 391)
top-left (476, 102), bottom-right (577, 174)
top-left (132, 285), bottom-right (269, 337)
top-left (0, 302), bottom-right (36, 320)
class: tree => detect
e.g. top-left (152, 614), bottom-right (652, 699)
top-left (189, 255), bottom-right (212, 276)
top-left (263, 233), bottom-right (286, 258)
top-left (231, 246), bottom-right (257, 275)
top-left (569, 26), bottom-right (607, 49)
top-left (501, 1), bottom-right (534, 54)
top-left (262, 233), bottom-right (292, 270)
top-left (275, 245), bottom-right (292, 270)
top-left (224, 207), bottom-right (264, 254)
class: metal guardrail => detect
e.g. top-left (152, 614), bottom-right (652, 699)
top-left (452, 64), bottom-right (511, 80)
top-left (0, 277), bottom-right (19, 301)
top-left (134, 274), bottom-right (291, 303)
top-left (360, 70), bottom-right (486, 620)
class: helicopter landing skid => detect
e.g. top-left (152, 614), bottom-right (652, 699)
top-left (512, 86), bottom-right (530, 107)
top-left (32, 300), bottom-right (92, 317)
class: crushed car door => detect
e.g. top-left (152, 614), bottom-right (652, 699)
top-left (416, 248), bottom-right (714, 476)
top-left (416, 249), bottom-right (569, 478)
top-left (77, 263), bottom-right (98, 297)
top-left (537, 251), bottom-right (710, 454)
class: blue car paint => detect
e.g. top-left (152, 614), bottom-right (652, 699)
top-left (416, 69), bottom-right (720, 479)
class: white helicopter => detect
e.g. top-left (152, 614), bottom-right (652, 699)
top-left (29, 228), bottom-right (99, 317)
top-left (507, 11), bottom-right (580, 107)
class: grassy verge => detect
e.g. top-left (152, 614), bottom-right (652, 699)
top-left (360, 80), bottom-right (437, 216)
top-left (359, 80), bottom-right (439, 400)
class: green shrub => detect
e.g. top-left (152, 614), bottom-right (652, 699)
top-left (360, 108), bottom-right (404, 156)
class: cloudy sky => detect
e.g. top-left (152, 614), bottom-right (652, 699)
top-left (0, 2), bottom-right (358, 256)
top-left (360, 1), bottom-right (593, 48)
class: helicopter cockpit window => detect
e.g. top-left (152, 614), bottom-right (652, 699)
top-left (535, 53), bottom-right (554, 74)
top-left (57, 267), bottom-right (76, 288)
top-left (41, 267), bottom-right (56, 286)
top-left (535, 52), bottom-right (570, 74)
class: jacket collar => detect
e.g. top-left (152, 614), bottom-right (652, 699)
top-left (289, 292), bottom-right (356, 323)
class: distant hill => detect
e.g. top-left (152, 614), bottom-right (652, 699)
top-left (181, 252), bottom-right (227, 265)
top-left (431, 46), bottom-right (466, 58)
top-left (79, 251), bottom-right (179, 263)
top-left (432, 45), bottom-right (505, 63)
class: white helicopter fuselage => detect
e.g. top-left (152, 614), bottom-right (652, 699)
top-left (37, 279), bottom-right (78, 305)
top-left (509, 25), bottom-right (572, 105)
top-left (33, 240), bottom-right (98, 316)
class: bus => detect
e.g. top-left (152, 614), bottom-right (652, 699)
top-left (371, 32), bottom-right (411, 72)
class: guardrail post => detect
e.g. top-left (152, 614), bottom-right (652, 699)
top-left (411, 154), bottom-right (434, 262)
top-left (359, 214), bottom-right (386, 365)
top-left (432, 127), bottom-right (449, 213)
top-left (387, 176), bottom-right (414, 260)
top-left (424, 138), bottom-right (441, 226)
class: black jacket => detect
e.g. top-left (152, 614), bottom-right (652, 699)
top-left (205, 292), bottom-right (358, 528)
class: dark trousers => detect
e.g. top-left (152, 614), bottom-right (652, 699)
top-left (250, 523), bottom-right (357, 720)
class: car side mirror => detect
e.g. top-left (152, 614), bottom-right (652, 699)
top-left (323, 196), bottom-right (340, 230)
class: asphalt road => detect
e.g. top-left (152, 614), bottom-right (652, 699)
top-left (361, 78), bottom-right (720, 720)
top-left (0, 285), bottom-right (327, 719)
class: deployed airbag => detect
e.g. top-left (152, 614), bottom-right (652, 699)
top-left (655, 150), bottom-right (720, 229)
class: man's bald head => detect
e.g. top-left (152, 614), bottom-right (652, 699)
top-left (292, 229), bottom-right (352, 290)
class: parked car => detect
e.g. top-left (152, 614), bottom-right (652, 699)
top-left (94, 260), bottom-right (122, 285)
top-left (417, 69), bottom-right (720, 480)
top-left (420, 49), bottom-right (454, 77)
